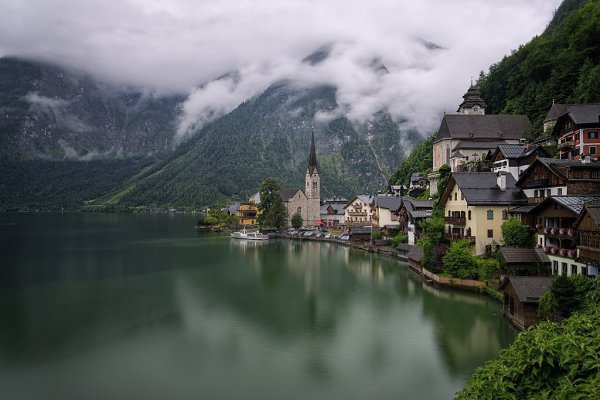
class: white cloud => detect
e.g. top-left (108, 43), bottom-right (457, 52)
top-left (1, 0), bottom-right (563, 137)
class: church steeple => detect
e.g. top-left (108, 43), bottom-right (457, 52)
top-left (457, 83), bottom-right (486, 115)
top-left (308, 130), bottom-right (318, 174)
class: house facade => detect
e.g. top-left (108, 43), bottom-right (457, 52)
top-left (439, 172), bottom-right (527, 255)
top-left (372, 196), bottom-right (402, 228)
top-left (320, 197), bottom-right (347, 228)
top-left (516, 158), bottom-right (600, 204)
top-left (489, 144), bottom-right (550, 180)
top-left (344, 195), bottom-right (374, 227)
top-left (552, 104), bottom-right (600, 161)
top-left (574, 203), bottom-right (600, 276)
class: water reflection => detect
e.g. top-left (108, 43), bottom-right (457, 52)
top-left (0, 214), bottom-right (517, 400)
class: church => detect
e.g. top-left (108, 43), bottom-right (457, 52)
top-left (280, 132), bottom-right (321, 227)
top-left (428, 84), bottom-right (532, 195)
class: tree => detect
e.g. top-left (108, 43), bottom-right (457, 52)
top-left (257, 177), bottom-right (282, 226)
top-left (435, 164), bottom-right (451, 201)
top-left (443, 240), bottom-right (478, 279)
top-left (291, 212), bottom-right (303, 229)
top-left (551, 275), bottom-right (579, 318)
top-left (264, 195), bottom-right (287, 229)
top-left (501, 217), bottom-right (531, 248)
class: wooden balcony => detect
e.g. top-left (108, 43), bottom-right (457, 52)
top-left (558, 140), bottom-right (576, 150)
top-left (580, 230), bottom-right (600, 248)
top-left (578, 247), bottom-right (600, 264)
top-left (346, 211), bottom-right (368, 217)
top-left (524, 179), bottom-right (550, 188)
top-left (444, 233), bottom-right (475, 243)
top-left (445, 216), bottom-right (466, 225)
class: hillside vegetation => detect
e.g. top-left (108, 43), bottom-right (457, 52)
top-left (478, 0), bottom-right (600, 133)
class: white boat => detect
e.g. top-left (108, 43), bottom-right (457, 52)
top-left (230, 227), bottom-right (269, 241)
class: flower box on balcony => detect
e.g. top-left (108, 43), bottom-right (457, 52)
top-left (544, 228), bottom-right (549, 234)
top-left (535, 244), bottom-right (542, 249)
top-left (551, 247), bottom-right (559, 254)
top-left (568, 228), bottom-right (575, 236)
top-left (544, 246), bottom-right (551, 253)
top-left (568, 250), bottom-right (576, 258)
top-left (551, 228), bottom-right (558, 235)
top-left (560, 248), bottom-right (568, 256)
top-left (559, 228), bottom-right (566, 235)
top-left (536, 224), bottom-right (543, 230)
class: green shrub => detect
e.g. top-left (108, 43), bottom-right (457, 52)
top-left (391, 234), bottom-right (408, 247)
top-left (477, 258), bottom-right (500, 282)
top-left (443, 240), bottom-right (478, 279)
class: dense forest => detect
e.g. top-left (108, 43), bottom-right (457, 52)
top-left (478, 0), bottom-right (600, 134)
top-left (388, 135), bottom-right (433, 188)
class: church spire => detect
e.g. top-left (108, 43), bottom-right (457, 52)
top-left (308, 129), bottom-right (317, 174)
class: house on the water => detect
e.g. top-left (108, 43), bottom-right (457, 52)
top-left (500, 276), bottom-right (553, 330)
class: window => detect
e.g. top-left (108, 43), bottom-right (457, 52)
top-left (575, 133), bottom-right (580, 141)
top-left (502, 210), bottom-right (508, 220)
top-left (461, 192), bottom-right (464, 200)
top-left (468, 210), bottom-right (471, 220)
top-left (571, 148), bottom-right (580, 157)
top-left (562, 262), bottom-right (567, 276)
top-left (573, 169), bottom-right (582, 179)
top-left (487, 210), bottom-right (494, 220)
top-left (297, 207), bottom-right (301, 215)
top-left (589, 131), bottom-right (598, 139)
top-left (571, 265), bottom-right (577, 276)
top-left (558, 188), bottom-right (563, 195)
top-left (592, 170), bottom-right (599, 179)
top-left (552, 260), bottom-right (558, 275)
top-left (454, 193), bottom-right (457, 201)
top-left (590, 146), bottom-right (597, 155)
top-left (582, 266), bottom-right (588, 276)
top-left (546, 189), bottom-right (551, 197)
top-left (487, 229), bottom-right (493, 238)
top-left (534, 190), bottom-right (539, 197)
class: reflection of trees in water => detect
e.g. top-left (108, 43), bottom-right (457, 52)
top-left (420, 286), bottom-right (517, 376)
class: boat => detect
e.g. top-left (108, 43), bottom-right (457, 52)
top-left (230, 227), bottom-right (269, 241)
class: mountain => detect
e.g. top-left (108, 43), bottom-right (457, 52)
top-left (477, 0), bottom-right (600, 134)
top-left (99, 81), bottom-right (421, 209)
top-left (0, 58), bottom-right (183, 160)
top-left (0, 56), bottom-right (421, 211)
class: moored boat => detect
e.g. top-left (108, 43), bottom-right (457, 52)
top-left (230, 227), bottom-right (269, 240)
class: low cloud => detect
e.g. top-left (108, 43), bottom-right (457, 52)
top-left (3, 0), bottom-right (562, 138)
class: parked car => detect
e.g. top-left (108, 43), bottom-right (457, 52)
top-left (340, 235), bottom-right (350, 241)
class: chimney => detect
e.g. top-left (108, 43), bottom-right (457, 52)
top-left (497, 171), bottom-right (507, 191)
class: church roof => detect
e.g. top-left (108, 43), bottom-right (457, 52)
top-left (281, 188), bottom-right (304, 201)
top-left (435, 114), bottom-right (532, 142)
top-left (308, 130), bottom-right (318, 174)
top-left (457, 85), bottom-right (487, 112)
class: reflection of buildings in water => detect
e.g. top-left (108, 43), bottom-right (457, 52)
top-left (343, 252), bottom-right (386, 283)
top-left (420, 285), bottom-right (516, 376)
top-left (229, 239), bottom-right (266, 271)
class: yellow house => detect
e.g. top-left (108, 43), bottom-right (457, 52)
top-left (226, 201), bottom-right (259, 225)
top-left (438, 172), bottom-right (528, 255)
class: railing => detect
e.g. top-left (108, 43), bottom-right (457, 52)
top-left (346, 211), bottom-right (368, 216)
top-left (528, 197), bottom-right (545, 204)
top-left (558, 141), bottom-right (575, 150)
top-left (445, 216), bottom-right (466, 225)
top-left (539, 226), bottom-right (576, 238)
top-left (578, 247), bottom-right (600, 264)
top-left (524, 179), bottom-right (550, 188)
top-left (444, 233), bottom-right (475, 243)
top-left (580, 230), bottom-right (600, 249)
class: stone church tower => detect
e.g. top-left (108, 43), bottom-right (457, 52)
top-left (305, 131), bottom-right (321, 225)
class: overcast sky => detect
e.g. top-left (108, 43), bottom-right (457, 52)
top-left (0, 0), bottom-right (563, 137)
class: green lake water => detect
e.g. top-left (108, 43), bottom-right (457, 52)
top-left (0, 213), bottom-right (517, 399)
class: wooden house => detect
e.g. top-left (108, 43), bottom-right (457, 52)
top-left (500, 276), bottom-right (553, 330)
top-left (551, 104), bottom-right (600, 161)
top-left (574, 203), bottom-right (600, 276)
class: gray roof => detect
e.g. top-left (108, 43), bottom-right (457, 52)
top-left (344, 195), bottom-right (374, 209)
top-left (408, 246), bottom-right (424, 262)
top-left (442, 172), bottom-right (527, 206)
top-left (457, 85), bottom-right (487, 111)
top-left (501, 276), bottom-right (554, 304)
top-left (496, 144), bottom-right (530, 159)
top-left (410, 210), bottom-right (431, 219)
top-left (404, 199), bottom-right (434, 209)
top-left (500, 247), bottom-right (550, 264)
top-left (321, 203), bottom-right (345, 214)
top-left (451, 150), bottom-right (466, 158)
top-left (530, 196), bottom-right (600, 217)
top-left (227, 202), bottom-right (241, 213)
top-left (436, 114), bottom-right (532, 142)
top-left (454, 140), bottom-right (507, 150)
top-left (281, 188), bottom-right (303, 201)
top-left (561, 104), bottom-right (600, 125)
top-left (374, 196), bottom-right (403, 211)
top-left (509, 205), bottom-right (536, 214)
top-left (543, 103), bottom-right (568, 122)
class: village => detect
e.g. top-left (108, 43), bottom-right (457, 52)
top-left (221, 85), bottom-right (600, 331)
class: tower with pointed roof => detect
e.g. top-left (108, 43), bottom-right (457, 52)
top-left (305, 131), bottom-right (321, 225)
top-left (457, 83), bottom-right (486, 115)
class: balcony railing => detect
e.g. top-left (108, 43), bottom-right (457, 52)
top-left (346, 211), bottom-right (368, 216)
top-left (445, 216), bottom-right (466, 225)
top-left (558, 140), bottom-right (576, 150)
top-left (444, 233), bottom-right (475, 243)
top-left (580, 230), bottom-right (600, 249)
top-left (537, 226), bottom-right (576, 238)
top-left (578, 247), bottom-right (600, 264)
top-left (524, 179), bottom-right (550, 188)
top-left (528, 197), bottom-right (545, 204)
top-left (539, 245), bottom-right (577, 258)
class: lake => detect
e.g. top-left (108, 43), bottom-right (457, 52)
top-left (0, 213), bottom-right (517, 399)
